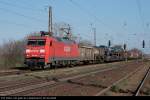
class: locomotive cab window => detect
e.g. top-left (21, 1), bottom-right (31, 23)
top-left (38, 40), bottom-right (46, 46)
top-left (27, 40), bottom-right (46, 46)
top-left (27, 40), bottom-right (37, 45)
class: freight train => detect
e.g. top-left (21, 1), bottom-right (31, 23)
top-left (24, 31), bottom-right (136, 70)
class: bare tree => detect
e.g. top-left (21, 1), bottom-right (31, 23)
top-left (0, 39), bottom-right (26, 69)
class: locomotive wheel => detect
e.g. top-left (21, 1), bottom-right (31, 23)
top-left (49, 63), bottom-right (53, 69)
top-left (29, 67), bottom-right (35, 71)
top-left (41, 66), bottom-right (45, 70)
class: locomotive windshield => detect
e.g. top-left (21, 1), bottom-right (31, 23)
top-left (27, 40), bottom-right (46, 46)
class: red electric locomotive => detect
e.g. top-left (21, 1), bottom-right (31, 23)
top-left (24, 31), bottom-right (79, 69)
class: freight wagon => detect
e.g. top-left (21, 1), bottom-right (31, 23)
top-left (78, 45), bottom-right (105, 64)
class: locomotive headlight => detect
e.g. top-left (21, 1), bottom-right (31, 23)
top-left (26, 49), bottom-right (31, 53)
top-left (40, 49), bottom-right (45, 53)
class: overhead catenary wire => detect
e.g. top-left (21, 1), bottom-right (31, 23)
top-left (136, 0), bottom-right (146, 35)
top-left (0, 0), bottom-right (50, 29)
top-left (0, 0), bottom-right (46, 13)
top-left (69, 0), bottom-right (118, 34)
top-left (136, 0), bottom-right (148, 51)
top-left (0, 7), bottom-right (47, 28)
top-left (0, 19), bottom-right (31, 28)
top-left (68, 0), bottom-right (122, 46)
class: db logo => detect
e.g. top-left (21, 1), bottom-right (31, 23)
top-left (64, 46), bottom-right (71, 52)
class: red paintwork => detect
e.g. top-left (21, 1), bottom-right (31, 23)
top-left (25, 36), bottom-right (80, 64)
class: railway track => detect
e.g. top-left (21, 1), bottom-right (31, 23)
top-left (0, 62), bottom-right (126, 96)
top-left (94, 66), bottom-right (144, 96)
top-left (0, 60), bottom-right (142, 78)
top-left (36, 61), bottom-right (145, 96)
top-left (0, 60), bottom-right (146, 96)
top-left (134, 66), bottom-right (150, 96)
top-left (94, 65), bottom-right (150, 96)
top-left (0, 62), bottom-right (118, 77)
top-left (0, 61), bottom-right (132, 93)
top-left (0, 71), bottom-right (26, 77)
top-left (0, 70), bottom-right (29, 77)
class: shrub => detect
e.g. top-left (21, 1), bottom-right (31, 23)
top-left (111, 85), bottom-right (120, 93)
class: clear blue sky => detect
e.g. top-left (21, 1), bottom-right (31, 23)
top-left (0, 0), bottom-right (150, 53)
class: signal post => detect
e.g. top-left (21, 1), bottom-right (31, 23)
top-left (124, 44), bottom-right (127, 62)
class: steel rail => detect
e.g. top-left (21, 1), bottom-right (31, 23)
top-left (0, 65), bottom-right (120, 96)
top-left (94, 66), bottom-right (143, 96)
top-left (134, 66), bottom-right (150, 96)
top-left (0, 61), bottom-right (126, 77)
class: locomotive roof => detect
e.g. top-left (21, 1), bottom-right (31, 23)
top-left (28, 36), bottom-right (48, 40)
top-left (27, 36), bottom-right (77, 44)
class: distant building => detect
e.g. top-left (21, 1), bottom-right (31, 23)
top-left (128, 48), bottom-right (142, 58)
